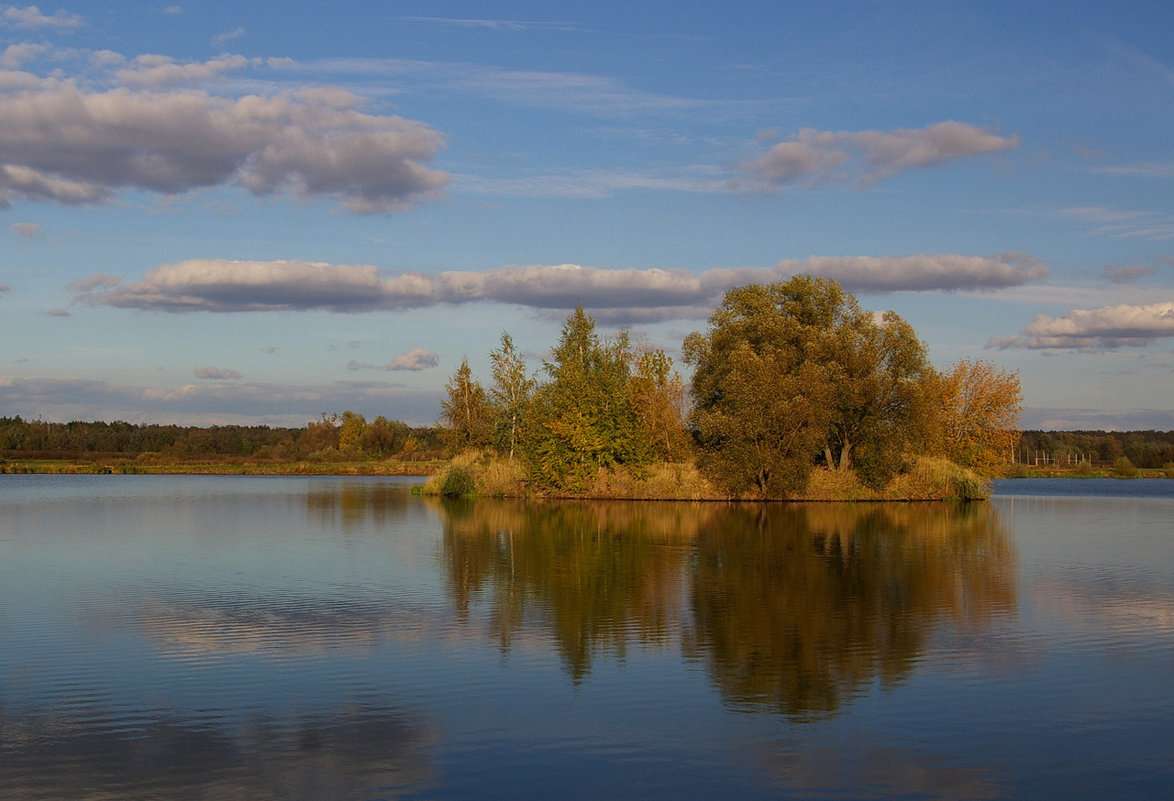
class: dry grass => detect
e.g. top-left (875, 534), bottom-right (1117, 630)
top-left (882, 456), bottom-right (990, 500)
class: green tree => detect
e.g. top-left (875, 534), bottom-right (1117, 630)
top-left (521, 306), bottom-right (649, 491)
top-left (439, 358), bottom-right (492, 454)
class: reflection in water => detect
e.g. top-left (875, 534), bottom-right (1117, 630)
top-left (128, 591), bottom-right (433, 657)
top-left (304, 480), bottom-right (417, 529)
top-left (440, 498), bottom-right (694, 680)
top-left (685, 503), bottom-right (1015, 720)
top-left (440, 499), bottom-right (1015, 718)
top-left (1, 703), bottom-right (437, 800)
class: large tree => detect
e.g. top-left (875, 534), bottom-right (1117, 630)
top-left (684, 276), bottom-right (933, 495)
top-left (520, 305), bottom-right (678, 491)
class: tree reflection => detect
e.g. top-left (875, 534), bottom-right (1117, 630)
top-left (303, 480), bottom-right (416, 529)
top-left (439, 499), bottom-right (1014, 717)
top-left (686, 502), bottom-right (1014, 719)
top-left (440, 498), bottom-right (695, 680)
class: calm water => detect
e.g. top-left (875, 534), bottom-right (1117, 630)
top-left (1, 476), bottom-right (1172, 800)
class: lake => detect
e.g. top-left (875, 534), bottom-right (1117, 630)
top-left (2, 475), bottom-right (1172, 800)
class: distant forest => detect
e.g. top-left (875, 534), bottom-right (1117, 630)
top-left (1016, 429), bottom-right (1174, 469)
top-left (2, 413), bottom-right (1171, 470)
top-left (0, 413), bottom-right (443, 462)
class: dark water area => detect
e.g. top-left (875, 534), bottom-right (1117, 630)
top-left (2, 475), bottom-right (1172, 799)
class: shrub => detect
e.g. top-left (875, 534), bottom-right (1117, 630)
top-left (1112, 456), bottom-right (1139, 478)
top-left (1164, 462), bottom-right (1174, 479)
top-left (439, 465), bottom-right (477, 498)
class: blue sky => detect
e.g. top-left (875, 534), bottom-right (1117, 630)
top-left (1, 0), bottom-right (1172, 429)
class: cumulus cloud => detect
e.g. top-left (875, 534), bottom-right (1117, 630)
top-left (0, 72), bottom-right (449, 212)
top-left (9, 221), bottom-right (40, 237)
top-left (1, 4), bottom-right (82, 30)
top-left (990, 301), bottom-right (1174, 349)
top-left (72, 253), bottom-right (1048, 321)
top-left (740, 121), bottom-right (1018, 190)
top-left (193, 365), bottom-right (242, 380)
top-left (1, 42), bottom-right (47, 67)
top-left (348, 349), bottom-right (440, 372)
top-left (115, 52), bottom-right (252, 87)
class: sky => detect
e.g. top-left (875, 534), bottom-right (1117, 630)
top-left (1, 0), bottom-right (1172, 430)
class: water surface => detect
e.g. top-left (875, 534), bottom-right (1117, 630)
top-left (2, 475), bottom-right (1171, 799)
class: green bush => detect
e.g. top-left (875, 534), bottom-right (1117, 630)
top-left (440, 465), bottom-right (477, 498)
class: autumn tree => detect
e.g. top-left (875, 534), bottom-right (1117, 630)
top-left (628, 347), bottom-right (691, 462)
top-left (934, 359), bottom-right (1023, 476)
top-left (439, 358), bottom-right (492, 454)
top-left (337, 410), bottom-right (366, 455)
top-left (685, 276), bottom-right (934, 495)
top-left (488, 332), bottom-right (534, 461)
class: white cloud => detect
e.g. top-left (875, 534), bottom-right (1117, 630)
top-left (193, 365), bottom-right (242, 380)
top-left (72, 253), bottom-right (1048, 321)
top-left (1, 4), bottom-right (82, 30)
top-left (116, 52), bottom-right (252, 87)
top-left (9, 221), bottom-right (40, 237)
top-left (0, 72), bottom-right (449, 213)
top-left (991, 301), bottom-right (1174, 349)
top-left (740, 121), bottom-right (1018, 190)
top-left (387, 349), bottom-right (439, 371)
top-left (1, 42), bottom-right (47, 67)
top-left (348, 349), bottom-right (439, 372)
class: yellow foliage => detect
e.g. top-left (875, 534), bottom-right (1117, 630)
top-left (937, 359), bottom-right (1023, 477)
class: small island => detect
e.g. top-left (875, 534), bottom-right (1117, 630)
top-left (423, 276), bottom-right (1022, 502)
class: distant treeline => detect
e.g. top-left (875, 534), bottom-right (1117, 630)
top-left (1017, 430), bottom-right (1174, 469)
top-left (0, 413), bottom-right (443, 461)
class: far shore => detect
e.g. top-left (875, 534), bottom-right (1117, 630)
top-left (0, 456), bottom-right (443, 476)
top-left (2, 457), bottom-right (1169, 480)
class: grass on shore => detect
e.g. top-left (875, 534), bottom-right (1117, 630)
top-left (421, 451), bottom-right (993, 502)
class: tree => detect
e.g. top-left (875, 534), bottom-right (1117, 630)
top-left (684, 276), bottom-right (934, 495)
top-left (361, 415), bottom-right (410, 456)
top-left (337, 410), bottom-right (366, 455)
top-left (689, 346), bottom-right (831, 497)
top-left (628, 347), bottom-right (691, 462)
top-left (488, 332), bottom-right (534, 460)
top-left (821, 309), bottom-right (933, 487)
top-left (439, 358), bottom-right (492, 454)
top-left (935, 359), bottom-right (1022, 476)
top-left (520, 306), bottom-right (651, 490)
